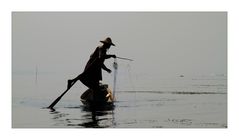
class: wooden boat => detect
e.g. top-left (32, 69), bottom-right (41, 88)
top-left (80, 84), bottom-right (114, 108)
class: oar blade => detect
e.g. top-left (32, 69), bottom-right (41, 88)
top-left (47, 81), bottom-right (76, 109)
top-left (48, 96), bottom-right (62, 109)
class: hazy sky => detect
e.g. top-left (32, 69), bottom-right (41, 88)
top-left (12, 12), bottom-right (227, 84)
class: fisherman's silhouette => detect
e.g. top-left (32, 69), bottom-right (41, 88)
top-left (67, 37), bottom-right (116, 100)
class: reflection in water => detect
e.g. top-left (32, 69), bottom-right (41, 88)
top-left (49, 105), bottom-right (115, 128)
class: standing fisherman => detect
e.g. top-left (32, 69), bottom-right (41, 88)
top-left (67, 37), bottom-right (116, 97)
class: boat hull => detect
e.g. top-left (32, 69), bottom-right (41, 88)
top-left (80, 84), bottom-right (114, 108)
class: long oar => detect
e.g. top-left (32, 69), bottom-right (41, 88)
top-left (48, 80), bottom-right (77, 109)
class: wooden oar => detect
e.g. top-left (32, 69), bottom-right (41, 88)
top-left (48, 80), bottom-right (77, 109)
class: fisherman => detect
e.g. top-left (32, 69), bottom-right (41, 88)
top-left (67, 37), bottom-right (116, 96)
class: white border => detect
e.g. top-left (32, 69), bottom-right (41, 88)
top-left (1, 0), bottom-right (239, 140)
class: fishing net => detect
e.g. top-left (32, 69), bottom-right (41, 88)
top-left (112, 58), bottom-right (118, 100)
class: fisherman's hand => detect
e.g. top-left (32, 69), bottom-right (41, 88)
top-left (111, 55), bottom-right (116, 58)
top-left (107, 69), bottom-right (112, 73)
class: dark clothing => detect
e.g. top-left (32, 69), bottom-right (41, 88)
top-left (77, 46), bottom-right (112, 91)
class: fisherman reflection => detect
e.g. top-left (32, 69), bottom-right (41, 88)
top-left (80, 104), bottom-right (115, 128)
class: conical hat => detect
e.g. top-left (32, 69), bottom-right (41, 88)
top-left (100, 37), bottom-right (115, 46)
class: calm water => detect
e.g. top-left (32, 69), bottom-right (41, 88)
top-left (12, 73), bottom-right (227, 128)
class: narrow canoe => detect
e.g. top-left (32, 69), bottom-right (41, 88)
top-left (80, 84), bottom-right (114, 108)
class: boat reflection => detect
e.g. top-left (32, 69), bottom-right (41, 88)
top-left (49, 104), bottom-right (115, 128)
top-left (80, 104), bottom-right (115, 128)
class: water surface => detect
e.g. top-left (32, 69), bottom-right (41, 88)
top-left (12, 74), bottom-right (227, 128)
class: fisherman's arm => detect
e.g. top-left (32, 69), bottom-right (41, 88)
top-left (99, 47), bottom-right (116, 59)
top-left (102, 63), bottom-right (111, 73)
top-left (104, 54), bottom-right (116, 59)
top-left (100, 54), bottom-right (116, 59)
